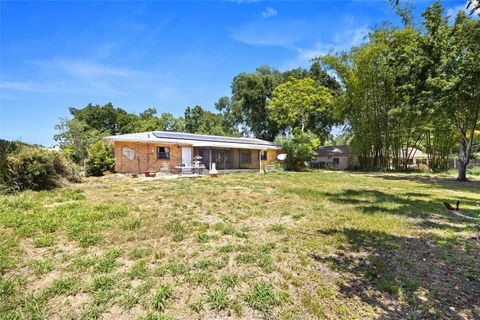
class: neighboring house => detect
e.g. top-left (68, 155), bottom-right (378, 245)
top-left (400, 147), bottom-right (428, 167)
top-left (47, 145), bottom-right (61, 152)
top-left (311, 145), bottom-right (350, 169)
top-left (104, 131), bottom-right (282, 173)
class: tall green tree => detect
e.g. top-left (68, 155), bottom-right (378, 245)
top-left (135, 108), bottom-right (185, 132)
top-left (54, 118), bottom-right (105, 163)
top-left (269, 77), bottom-right (334, 141)
top-left (215, 96), bottom-right (238, 136)
top-left (184, 105), bottom-right (238, 136)
top-left (69, 103), bottom-right (137, 134)
top-left (230, 66), bottom-right (284, 140)
top-left (425, 7), bottom-right (480, 180)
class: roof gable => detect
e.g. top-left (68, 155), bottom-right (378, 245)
top-left (316, 145), bottom-right (350, 156)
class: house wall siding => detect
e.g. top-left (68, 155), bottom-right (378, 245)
top-left (313, 155), bottom-right (349, 169)
top-left (113, 141), bottom-right (281, 173)
top-left (114, 141), bottom-right (192, 173)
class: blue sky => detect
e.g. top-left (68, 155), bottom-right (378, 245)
top-left (0, 0), bottom-right (468, 146)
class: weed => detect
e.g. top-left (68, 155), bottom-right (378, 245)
top-left (152, 284), bottom-right (173, 312)
top-left (91, 275), bottom-right (116, 292)
top-left (267, 224), bottom-right (285, 233)
top-left (41, 277), bottom-right (78, 300)
top-left (208, 287), bottom-right (230, 311)
top-left (155, 262), bottom-right (189, 277)
top-left (188, 271), bottom-right (215, 287)
top-left (220, 273), bottom-right (240, 289)
top-left (129, 260), bottom-right (149, 279)
top-left (121, 218), bottom-right (141, 230)
top-left (94, 249), bottom-right (121, 273)
top-left (29, 259), bottom-right (53, 276)
top-left (33, 234), bottom-right (54, 248)
top-left (120, 291), bottom-right (138, 310)
top-left (196, 232), bottom-right (210, 243)
top-left (189, 300), bottom-right (204, 313)
top-left (245, 282), bottom-right (281, 314)
top-left (128, 246), bottom-right (153, 259)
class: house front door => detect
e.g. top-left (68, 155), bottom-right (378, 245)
top-left (181, 147), bottom-right (192, 166)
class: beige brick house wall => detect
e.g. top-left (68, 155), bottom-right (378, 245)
top-left (113, 141), bottom-right (281, 173)
top-left (114, 141), bottom-right (192, 173)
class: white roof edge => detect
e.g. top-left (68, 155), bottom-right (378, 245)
top-left (103, 133), bottom-right (282, 150)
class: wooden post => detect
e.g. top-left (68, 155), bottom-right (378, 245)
top-left (209, 148), bottom-right (212, 170)
top-left (147, 143), bottom-right (149, 171)
top-left (259, 150), bottom-right (262, 173)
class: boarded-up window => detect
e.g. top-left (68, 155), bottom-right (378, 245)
top-left (157, 147), bottom-right (170, 160)
top-left (240, 150), bottom-right (251, 164)
top-left (122, 147), bottom-right (135, 160)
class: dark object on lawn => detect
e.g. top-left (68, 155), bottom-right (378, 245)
top-left (443, 201), bottom-right (477, 221)
top-left (145, 171), bottom-right (156, 177)
top-left (443, 201), bottom-right (460, 211)
top-left (131, 173), bottom-right (139, 178)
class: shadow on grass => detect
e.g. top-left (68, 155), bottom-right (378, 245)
top-left (364, 173), bottom-right (480, 192)
top-left (312, 228), bottom-right (480, 319)
top-left (323, 188), bottom-right (480, 221)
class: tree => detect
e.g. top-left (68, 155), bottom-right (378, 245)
top-left (85, 141), bottom-right (115, 176)
top-left (276, 130), bottom-right (320, 171)
top-left (184, 105), bottom-right (237, 136)
top-left (215, 96), bottom-right (238, 136)
top-left (425, 7), bottom-right (480, 180)
top-left (230, 66), bottom-right (284, 140)
top-left (135, 108), bottom-right (185, 132)
top-left (391, 0), bottom-right (479, 16)
top-left (269, 77), bottom-right (333, 140)
top-left (55, 104), bottom-right (186, 164)
top-left (54, 118), bottom-right (105, 163)
top-left (69, 103), bottom-right (137, 135)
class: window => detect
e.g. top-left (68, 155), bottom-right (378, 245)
top-left (157, 147), bottom-right (170, 160)
top-left (333, 158), bottom-right (339, 165)
top-left (240, 151), bottom-right (252, 164)
top-left (260, 151), bottom-right (267, 161)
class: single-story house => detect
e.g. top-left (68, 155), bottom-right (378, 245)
top-left (311, 145), bottom-right (351, 169)
top-left (310, 146), bottom-right (430, 170)
top-left (401, 147), bottom-right (428, 167)
top-left (104, 131), bottom-right (282, 173)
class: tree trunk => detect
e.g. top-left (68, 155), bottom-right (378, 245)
top-left (457, 162), bottom-right (467, 182)
top-left (457, 138), bottom-right (469, 182)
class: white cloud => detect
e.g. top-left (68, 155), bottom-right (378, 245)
top-left (228, 0), bottom-right (261, 3)
top-left (230, 20), bottom-right (311, 48)
top-left (1, 58), bottom-right (162, 99)
top-left (281, 26), bottom-right (369, 70)
top-left (30, 58), bottom-right (146, 79)
top-left (262, 7), bottom-right (277, 18)
top-left (231, 16), bottom-right (369, 70)
top-left (0, 80), bottom-right (73, 93)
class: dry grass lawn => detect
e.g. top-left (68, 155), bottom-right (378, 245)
top-left (1, 171), bottom-right (479, 319)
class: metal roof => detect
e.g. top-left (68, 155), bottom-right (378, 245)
top-left (152, 131), bottom-right (276, 146)
top-left (104, 131), bottom-right (281, 150)
top-left (316, 145), bottom-right (351, 156)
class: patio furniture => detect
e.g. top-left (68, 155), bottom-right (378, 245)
top-left (175, 162), bottom-right (206, 176)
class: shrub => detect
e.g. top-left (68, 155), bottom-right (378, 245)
top-left (467, 166), bottom-right (480, 176)
top-left (85, 141), bottom-right (115, 176)
top-left (1, 148), bottom-right (80, 192)
top-left (276, 130), bottom-right (320, 171)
